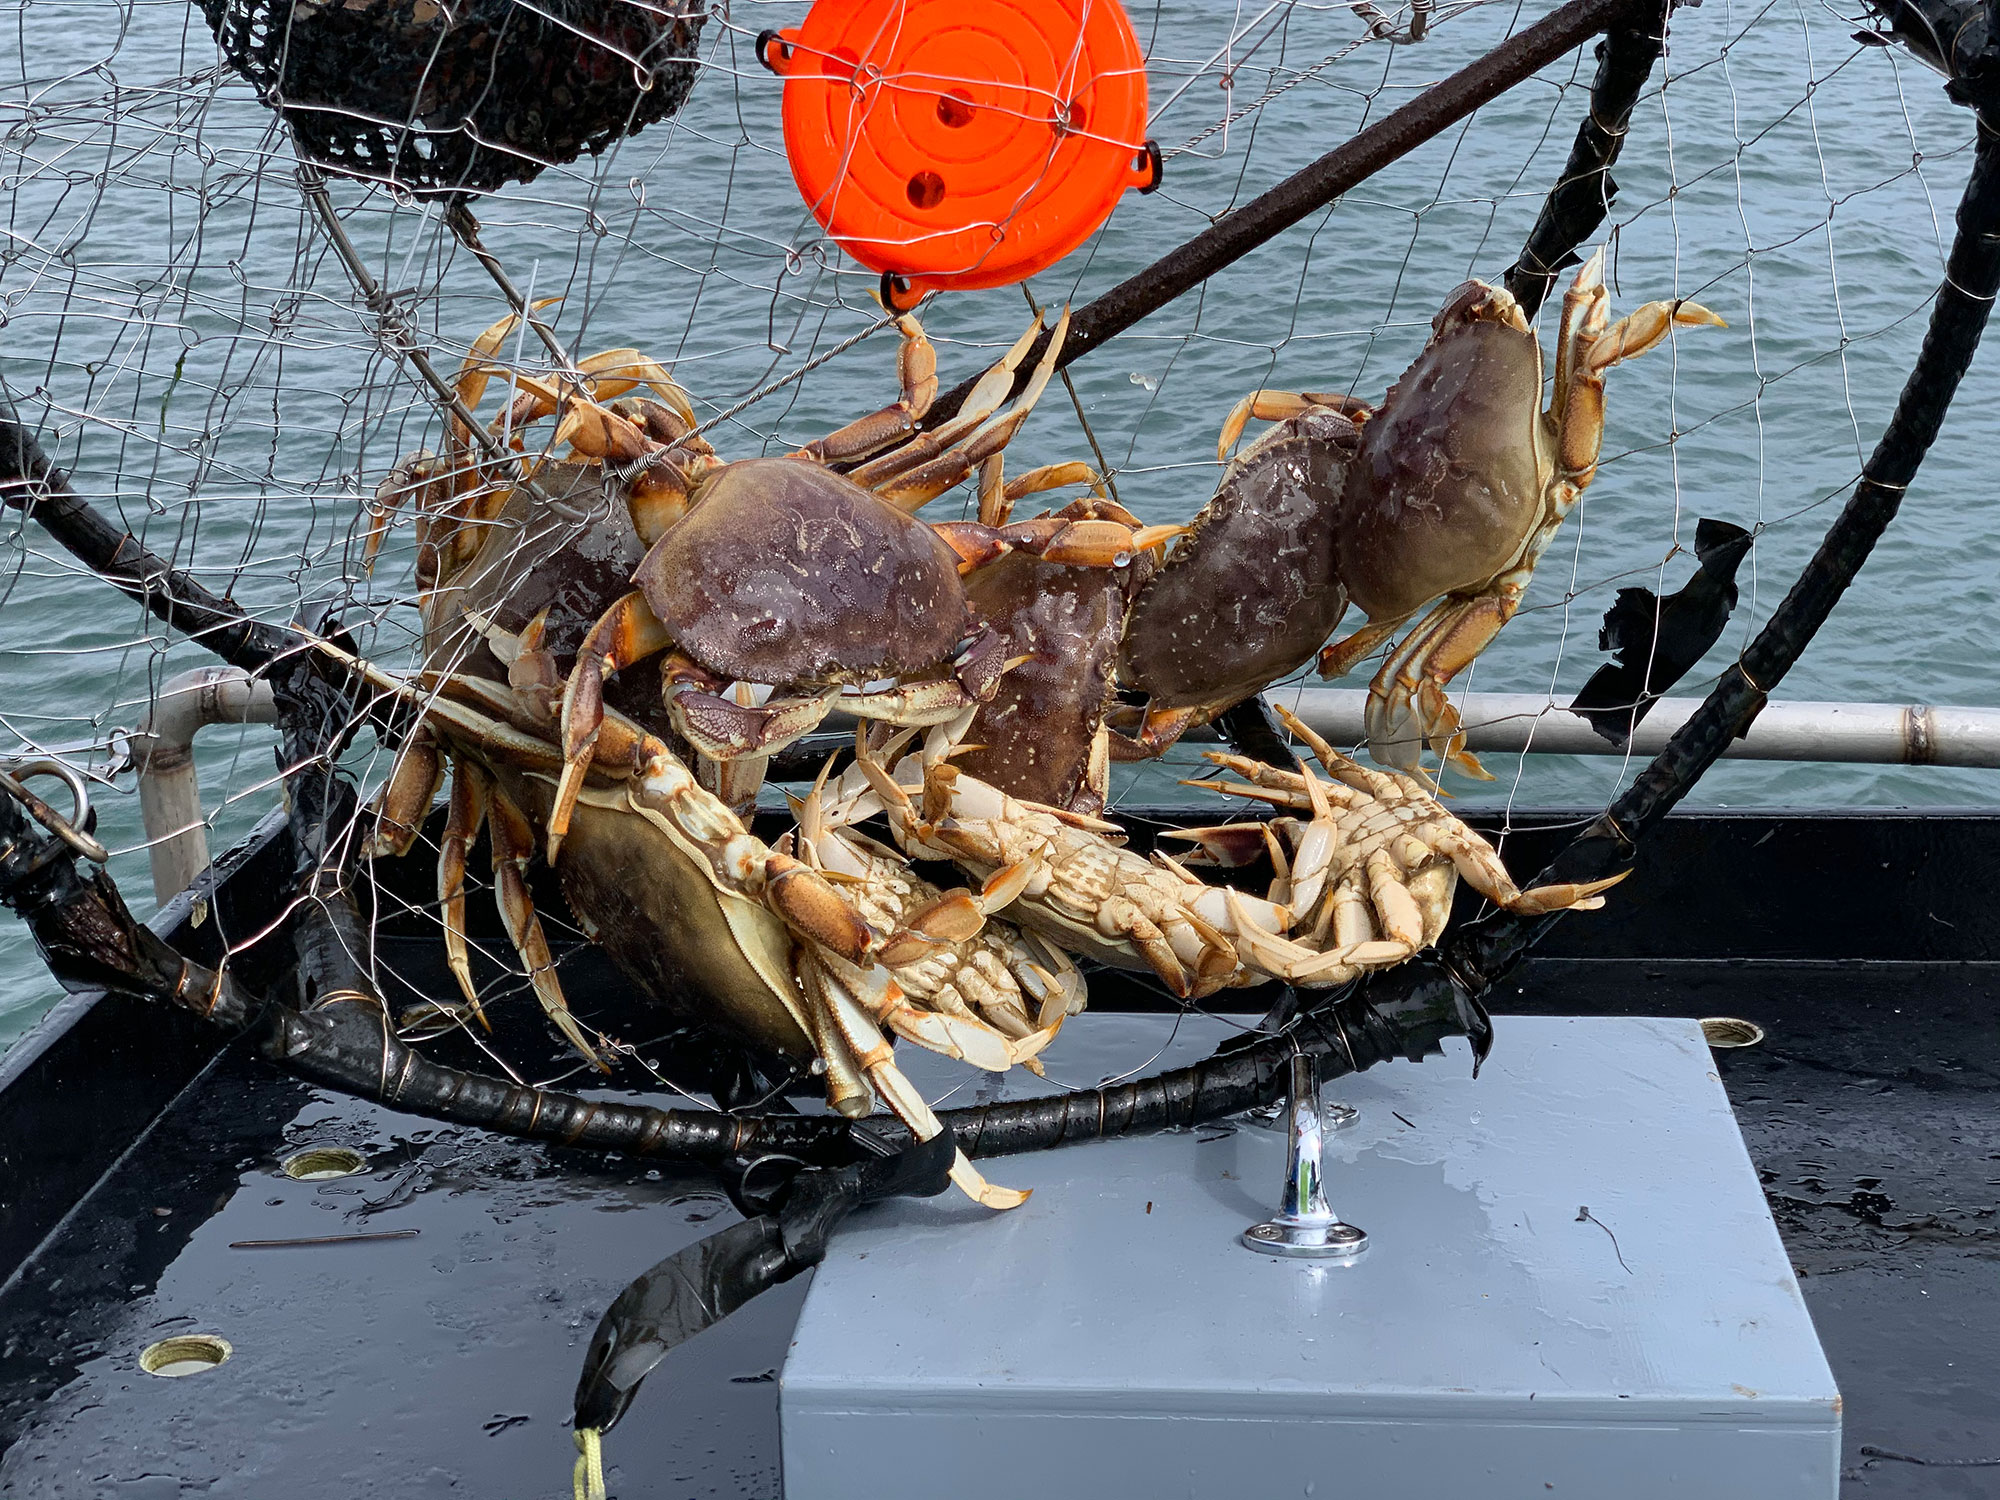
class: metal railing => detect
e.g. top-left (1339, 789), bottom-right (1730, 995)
top-left (1285, 690), bottom-right (2000, 769)
top-left (121, 677), bottom-right (2000, 906)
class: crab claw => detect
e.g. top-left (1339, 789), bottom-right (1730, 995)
top-left (551, 591), bottom-right (675, 857)
top-left (873, 888), bottom-right (988, 966)
top-left (1507, 871), bottom-right (1631, 914)
top-left (764, 852), bottom-right (881, 965)
top-left (553, 398), bottom-right (656, 466)
top-left (573, 348), bottom-right (697, 427)
top-left (1161, 822), bottom-right (1275, 869)
top-left (933, 517), bottom-right (1185, 572)
top-left (455, 298), bottom-right (563, 418)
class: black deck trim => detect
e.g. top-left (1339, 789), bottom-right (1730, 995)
top-left (0, 808), bottom-right (292, 1278)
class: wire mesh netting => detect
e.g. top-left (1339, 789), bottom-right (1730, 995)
top-left (2, 0), bottom-right (1992, 1079)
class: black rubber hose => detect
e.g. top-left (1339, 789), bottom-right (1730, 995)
top-left (0, 790), bottom-right (856, 1166)
top-left (1504, 2), bottom-right (1669, 317)
top-left (946, 960), bottom-right (1489, 1159)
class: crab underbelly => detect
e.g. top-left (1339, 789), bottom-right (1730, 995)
top-left (1005, 905), bottom-right (1162, 978)
top-left (499, 763), bottom-right (814, 1058)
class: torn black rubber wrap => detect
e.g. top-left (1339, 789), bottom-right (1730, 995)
top-left (572, 1128), bottom-right (957, 1434)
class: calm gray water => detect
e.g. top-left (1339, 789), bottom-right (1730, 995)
top-left (2, 0), bottom-right (1995, 1050)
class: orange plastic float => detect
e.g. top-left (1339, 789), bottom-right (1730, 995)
top-left (759, 0), bottom-right (1159, 311)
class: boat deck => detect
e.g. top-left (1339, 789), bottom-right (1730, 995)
top-left (2, 808), bottom-right (1997, 1496)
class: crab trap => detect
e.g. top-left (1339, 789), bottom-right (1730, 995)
top-left (6, 0), bottom-right (2000, 1493)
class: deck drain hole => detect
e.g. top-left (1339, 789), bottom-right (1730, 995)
top-left (1699, 1017), bottom-right (1764, 1048)
top-left (281, 1146), bottom-right (367, 1180)
top-left (140, 1335), bottom-right (232, 1377)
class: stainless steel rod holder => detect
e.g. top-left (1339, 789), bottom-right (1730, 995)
top-left (1241, 1051), bottom-right (1369, 1260)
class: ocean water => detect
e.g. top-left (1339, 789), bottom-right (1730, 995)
top-left (2, 0), bottom-right (1996, 1050)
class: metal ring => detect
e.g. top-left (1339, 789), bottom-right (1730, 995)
top-left (0, 758), bottom-right (110, 864)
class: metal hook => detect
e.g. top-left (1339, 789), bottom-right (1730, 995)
top-left (0, 758), bottom-right (110, 864)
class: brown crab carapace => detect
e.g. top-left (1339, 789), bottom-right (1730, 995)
top-left (1112, 403), bottom-right (1360, 760)
top-left (956, 495), bottom-right (1163, 815)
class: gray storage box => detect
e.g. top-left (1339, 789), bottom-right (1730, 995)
top-left (782, 1014), bottom-right (1839, 1499)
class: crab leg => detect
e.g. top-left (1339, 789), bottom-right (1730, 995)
top-left (800, 764), bottom-right (1025, 948)
top-left (821, 680), bottom-right (975, 731)
top-left (487, 786), bottom-right (608, 1070)
top-left (845, 315), bottom-right (1049, 492)
top-left (795, 953), bottom-right (875, 1118)
top-left (1175, 746), bottom-right (1445, 969)
top-left (553, 589), bottom-right (676, 856)
top-left (1556, 252), bottom-right (1726, 488)
top-left (793, 315), bottom-right (939, 464)
top-left (975, 458), bottom-right (1103, 528)
top-left (1317, 610), bottom-right (1415, 682)
top-left (365, 718), bottom-right (444, 858)
top-left (1218, 889), bottom-right (1411, 984)
top-left (1209, 705), bottom-right (1627, 918)
top-left (438, 755), bottom-right (491, 1025)
top-left (1215, 389), bottom-right (1373, 458)
top-left (843, 750), bottom-right (1260, 999)
top-left (1105, 703), bottom-right (1205, 761)
top-left (860, 309), bottom-right (1075, 512)
top-left (501, 348), bottom-right (695, 432)
top-left (1365, 595), bottom-right (1496, 784)
top-left (802, 951), bottom-right (1030, 1210)
top-left (548, 393), bottom-right (656, 466)
top-left (361, 451), bottom-right (446, 578)
top-left (453, 298), bottom-right (563, 427)
top-left (932, 515), bottom-right (1183, 571)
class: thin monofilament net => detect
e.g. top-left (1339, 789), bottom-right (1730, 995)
top-left (2, 0), bottom-right (1989, 1085)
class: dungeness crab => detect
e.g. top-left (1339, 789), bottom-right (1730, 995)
top-left (357, 402), bottom-right (1089, 1205)
top-left (487, 308), bottom-right (1174, 838)
top-left (956, 494), bottom-right (1160, 815)
top-left (818, 709), bottom-right (1623, 1001)
top-left (1113, 251), bottom-right (1724, 784)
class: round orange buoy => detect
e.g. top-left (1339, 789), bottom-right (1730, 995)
top-left (760, 0), bottom-right (1159, 311)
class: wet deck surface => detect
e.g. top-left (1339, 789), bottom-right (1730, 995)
top-left (5, 810), bottom-right (2000, 1495)
top-left (0, 1047), bottom-right (799, 1498)
top-left (1, 1002), bottom-right (1996, 1497)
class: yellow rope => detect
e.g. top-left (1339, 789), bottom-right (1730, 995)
top-left (572, 1427), bottom-right (606, 1500)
